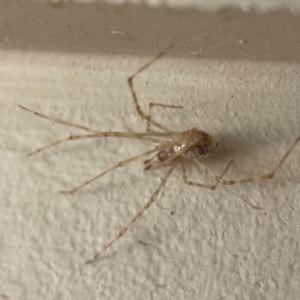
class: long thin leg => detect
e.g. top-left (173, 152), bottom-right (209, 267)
top-left (182, 158), bottom-right (232, 190)
top-left (18, 105), bottom-right (101, 133)
top-left (193, 135), bottom-right (300, 185)
top-left (60, 147), bottom-right (163, 194)
top-left (146, 103), bottom-right (183, 132)
top-left (85, 160), bottom-right (178, 264)
top-left (184, 158), bottom-right (261, 209)
top-left (27, 133), bottom-right (167, 157)
top-left (60, 138), bottom-right (185, 194)
top-left (27, 135), bottom-right (105, 157)
top-left (127, 44), bottom-right (176, 133)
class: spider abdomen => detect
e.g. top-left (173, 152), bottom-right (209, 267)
top-left (185, 131), bottom-right (218, 160)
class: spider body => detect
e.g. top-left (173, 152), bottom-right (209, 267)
top-left (144, 129), bottom-right (217, 171)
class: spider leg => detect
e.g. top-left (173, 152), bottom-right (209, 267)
top-left (60, 147), bottom-right (161, 194)
top-left (146, 103), bottom-right (183, 132)
top-left (85, 160), bottom-right (178, 264)
top-left (27, 133), bottom-right (166, 157)
top-left (187, 158), bottom-right (262, 209)
top-left (193, 135), bottom-right (300, 185)
top-left (60, 138), bottom-right (184, 194)
top-left (18, 105), bottom-right (101, 133)
top-left (127, 44), bottom-right (176, 133)
top-left (182, 157), bottom-right (232, 190)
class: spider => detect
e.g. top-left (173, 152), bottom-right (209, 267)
top-left (18, 44), bottom-right (300, 264)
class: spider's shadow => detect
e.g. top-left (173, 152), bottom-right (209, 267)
top-left (212, 125), bottom-right (290, 163)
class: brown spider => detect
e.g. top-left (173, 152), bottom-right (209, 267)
top-left (18, 44), bottom-right (300, 264)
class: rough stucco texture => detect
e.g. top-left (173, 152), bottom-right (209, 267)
top-left (1, 2), bottom-right (300, 300)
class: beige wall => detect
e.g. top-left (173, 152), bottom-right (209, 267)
top-left (1, 2), bottom-right (299, 300)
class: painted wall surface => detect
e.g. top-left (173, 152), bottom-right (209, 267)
top-left (1, 2), bottom-right (300, 300)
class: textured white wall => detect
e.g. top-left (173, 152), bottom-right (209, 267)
top-left (1, 2), bottom-right (300, 300)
